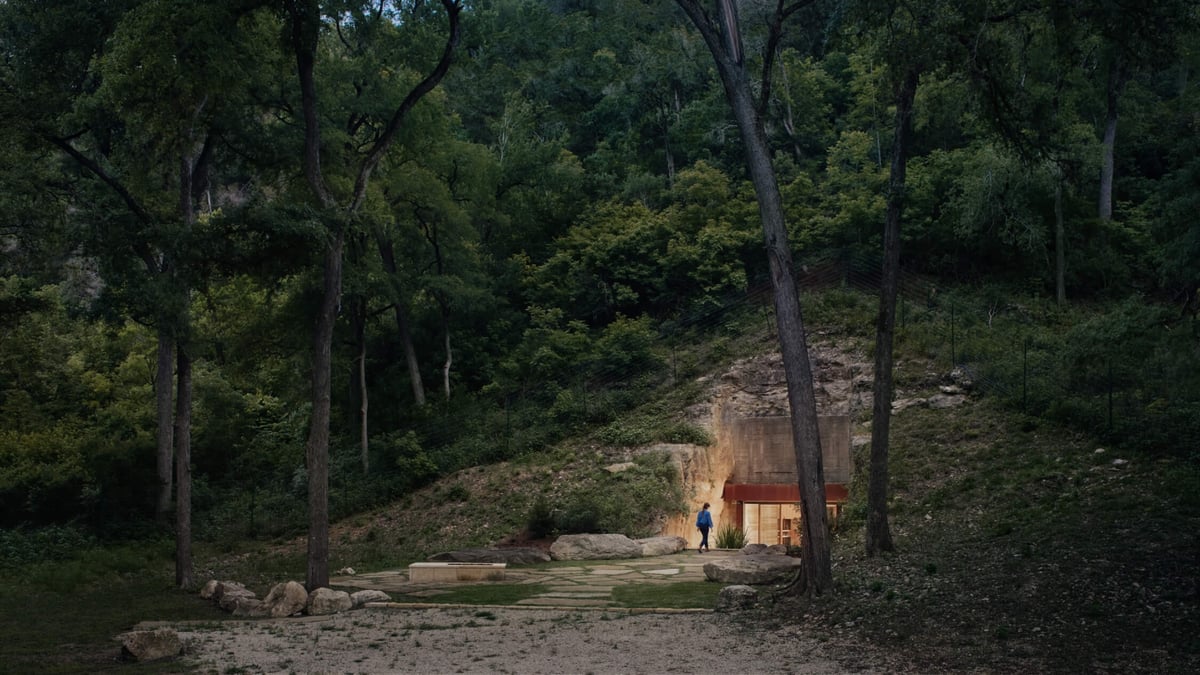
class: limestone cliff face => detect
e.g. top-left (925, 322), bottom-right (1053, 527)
top-left (656, 344), bottom-right (872, 547)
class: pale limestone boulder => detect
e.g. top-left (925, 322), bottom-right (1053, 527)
top-left (703, 554), bottom-right (802, 585)
top-left (203, 580), bottom-right (248, 604)
top-left (198, 579), bottom-right (220, 600)
top-left (217, 585), bottom-right (257, 612)
top-left (307, 587), bottom-right (353, 615)
top-left (119, 628), bottom-right (181, 662)
top-left (715, 585), bottom-right (759, 612)
top-left (636, 535), bottom-right (687, 557)
top-left (351, 589), bottom-right (391, 608)
top-left (549, 533), bottom-right (642, 561)
top-left (230, 597), bottom-right (270, 618)
top-left (263, 581), bottom-right (309, 618)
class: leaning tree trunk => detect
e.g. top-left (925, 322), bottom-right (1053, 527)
top-left (676, 0), bottom-right (832, 595)
top-left (375, 235), bottom-right (426, 406)
top-left (866, 68), bottom-right (918, 557)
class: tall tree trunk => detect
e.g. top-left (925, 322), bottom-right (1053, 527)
top-left (154, 331), bottom-right (174, 525)
top-left (1054, 166), bottom-right (1066, 305)
top-left (286, 0), bottom-right (460, 591)
top-left (375, 234), bottom-right (426, 405)
top-left (1098, 59), bottom-right (1123, 222)
top-left (355, 298), bottom-right (369, 474)
top-left (866, 69), bottom-right (918, 557)
top-left (173, 346), bottom-right (193, 588)
top-left (676, 0), bottom-right (832, 595)
top-left (440, 305), bottom-right (452, 400)
top-left (305, 231), bottom-right (342, 590)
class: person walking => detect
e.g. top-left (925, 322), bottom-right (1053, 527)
top-left (696, 502), bottom-right (713, 553)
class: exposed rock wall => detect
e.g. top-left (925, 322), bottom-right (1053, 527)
top-left (657, 345), bottom-right (870, 547)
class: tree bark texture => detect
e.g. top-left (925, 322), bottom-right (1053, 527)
top-left (305, 232), bottom-right (342, 590)
top-left (866, 68), bottom-right (918, 557)
top-left (1055, 168), bottom-right (1066, 305)
top-left (154, 331), bottom-right (174, 525)
top-left (675, 0), bottom-right (832, 595)
top-left (286, 0), bottom-right (461, 590)
top-left (375, 235), bottom-right (426, 405)
top-left (1098, 60), bottom-right (1123, 222)
top-left (174, 347), bottom-right (193, 588)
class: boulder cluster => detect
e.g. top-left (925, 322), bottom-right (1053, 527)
top-left (118, 581), bottom-right (393, 662)
top-left (198, 579), bottom-right (391, 618)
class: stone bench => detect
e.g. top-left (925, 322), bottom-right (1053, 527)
top-left (408, 562), bottom-right (507, 583)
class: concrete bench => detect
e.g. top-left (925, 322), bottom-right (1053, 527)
top-left (408, 562), bottom-right (507, 583)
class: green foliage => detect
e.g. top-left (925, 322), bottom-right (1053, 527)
top-left (714, 522), bottom-right (747, 549)
top-left (525, 451), bottom-right (686, 538)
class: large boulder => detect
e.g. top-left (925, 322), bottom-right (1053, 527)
top-left (715, 585), bottom-right (759, 612)
top-left (351, 589), bottom-right (392, 608)
top-left (427, 547), bottom-right (551, 565)
top-left (549, 533), bottom-right (642, 561)
top-left (307, 587), bottom-right (353, 615)
top-left (636, 536), bottom-right (688, 557)
top-left (119, 628), bottom-right (182, 662)
top-left (263, 581), bottom-right (309, 618)
top-left (703, 554), bottom-right (802, 585)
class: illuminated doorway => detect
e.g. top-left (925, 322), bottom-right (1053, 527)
top-left (741, 502), bottom-right (803, 546)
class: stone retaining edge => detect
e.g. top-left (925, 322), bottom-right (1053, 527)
top-left (364, 601), bottom-right (712, 614)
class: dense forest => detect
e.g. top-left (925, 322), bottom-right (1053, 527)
top-left (2, 0), bottom-right (1198, 583)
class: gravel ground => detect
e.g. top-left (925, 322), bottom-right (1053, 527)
top-left (176, 605), bottom-right (870, 674)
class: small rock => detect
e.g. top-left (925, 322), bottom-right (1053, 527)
top-left (351, 589), bottom-right (391, 608)
top-left (119, 628), bottom-right (181, 662)
top-left (715, 585), bottom-right (758, 612)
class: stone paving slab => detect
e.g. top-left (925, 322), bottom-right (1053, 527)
top-left (330, 550), bottom-right (737, 610)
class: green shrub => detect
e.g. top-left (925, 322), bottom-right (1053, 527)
top-left (714, 522), bottom-right (747, 549)
top-left (526, 497), bottom-right (556, 539)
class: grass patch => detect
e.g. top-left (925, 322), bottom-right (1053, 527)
top-left (0, 555), bottom-right (227, 674)
top-left (389, 583), bottom-right (551, 606)
top-left (610, 581), bottom-right (722, 609)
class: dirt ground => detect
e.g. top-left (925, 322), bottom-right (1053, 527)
top-left (174, 605), bottom-right (878, 674)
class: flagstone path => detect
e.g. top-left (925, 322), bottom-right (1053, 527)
top-left (330, 549), bottom-right (734, 610)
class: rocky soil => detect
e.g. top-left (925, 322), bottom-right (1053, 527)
top-left (175, 606), bottom-right (873, 674)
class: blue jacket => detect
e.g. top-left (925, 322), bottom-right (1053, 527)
top-left (696, 509), bottom-right (713, 529)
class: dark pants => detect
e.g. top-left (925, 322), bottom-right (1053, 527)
top-left (698, 526), bottom-right (710, 550)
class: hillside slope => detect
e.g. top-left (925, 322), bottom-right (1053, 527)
top-left (231, 337), bottom-right (1199, 674)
